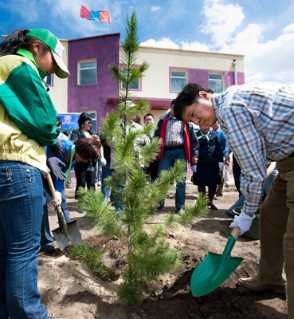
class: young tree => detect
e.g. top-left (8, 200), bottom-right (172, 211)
top-left (78, 12), bottom-right (207, 304)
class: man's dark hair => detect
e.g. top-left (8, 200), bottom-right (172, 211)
top-left (143, 113), bottom-right (154, 120)
top-left (78, 112), bottom-right (92, 128)
top-left (173, 83), bottom-right (205, 120)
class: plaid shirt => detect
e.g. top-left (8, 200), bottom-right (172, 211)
top-left (213, 84), bottom-right (294, 217)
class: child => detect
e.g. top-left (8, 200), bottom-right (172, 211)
top-left (192, 125), bottom-right (224, 210)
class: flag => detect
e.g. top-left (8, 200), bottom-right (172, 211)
top-left (80, 5), bottom-right (111, 24)
top-left (80, 5), bottom-right (90, 19)
top-left (100, 10), bottom-right (111, 24)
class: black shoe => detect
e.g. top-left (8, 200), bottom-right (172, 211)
top-left (40, 244), bottom-right (62, 256)
top-left (208, 203), bottom-right (218, 210)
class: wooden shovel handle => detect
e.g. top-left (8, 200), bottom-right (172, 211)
top-left (46, 173), bottom-right (57, 201)
top-left (231, 227), bottom-right (241, 239)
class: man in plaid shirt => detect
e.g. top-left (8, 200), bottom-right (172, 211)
top-left (173, 83), bottom-right (294, 318)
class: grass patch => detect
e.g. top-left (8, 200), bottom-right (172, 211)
top-left (68, 243), bottom-right (116, 281)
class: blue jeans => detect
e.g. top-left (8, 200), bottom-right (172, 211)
top-left (0, 161), bottom-right (48, 319)
top-left (158, 148), bottom-right (187, 211)
top-left (101, 164), bottom-right (111, 200)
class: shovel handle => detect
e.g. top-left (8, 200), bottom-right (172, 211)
top-left (46, 173), bottom-right (58, 200)
top-left (231, 227), bottom-right (241, 239)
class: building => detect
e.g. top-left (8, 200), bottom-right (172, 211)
top-left (121, 46), bottom-right (244, 121)
top-left (48, 33), bottom-right (245, 129)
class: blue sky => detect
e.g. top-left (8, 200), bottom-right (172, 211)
top-left (1, 0), bottom-right (294, 83)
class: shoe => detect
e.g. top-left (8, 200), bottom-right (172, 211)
top-left (176, 208), bottom-right (185, 215)
top-left (208, 203), bottom-right (218, 210)
top-left (238, 277), bottom-right (286, 295)
top-left (40, 244), bottom-right (62, 256)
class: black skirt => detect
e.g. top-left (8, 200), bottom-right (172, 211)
top-left (192, 162), bottom-right (220, 186)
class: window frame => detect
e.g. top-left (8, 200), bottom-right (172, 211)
top-left (169, 68), bottom-right (188, 93)
top-left (208, 72), bottom-right (224, 93)
top-left (77, 59), bottom-right (97, 86)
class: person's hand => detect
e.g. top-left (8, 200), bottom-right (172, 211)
top-left (47, 157), bottom-right (66, 180)
top-left (191, 156), bottom-right (198, 165)
top-left (230, 212), bottom-right (255, 235)
top-left (53, 191), bottom-right (62, 206)
top-left (100, 156), bottom-right (107, 167)
top-left (218, 162), bottom-right (224, 170)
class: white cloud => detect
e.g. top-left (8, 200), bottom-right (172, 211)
top-left (150, 6), bottom-right (161, 12)
top-left (180, 41), bottom-right (210, 51)
top-left (200, 0), bottom-right (294, 83)
top-left (219, 21), bottom-right (294, 83)
top-left (201, 0), bottom-right (245, 48)
top-left (283, 23), bottom-right (294, 34)
top-left (140, 38), bottom-right (209, 51)
top-left (141, 37), bottom-right (179, 49)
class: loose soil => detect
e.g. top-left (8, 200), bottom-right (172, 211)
top-left (40, 181), bottom-right (287, 319)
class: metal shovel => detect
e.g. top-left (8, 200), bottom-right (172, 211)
top-left (190, 228), bottom-right (243, 297)
top-left (46, 173), bottom-right (81, 250)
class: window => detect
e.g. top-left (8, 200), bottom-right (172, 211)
top-left (78, 60), bottom-right (97, 85)
top-left (45, 74), bottom-right (54, 86)
top-left (121, 69), bottom-right (140, 90)
top-left (170, 70), bottom-right (187, 93)
top-left (208, 74), bottom-right (224, 93)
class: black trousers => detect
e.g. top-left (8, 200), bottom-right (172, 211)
top-left (74, 162), bottom-right (96, 197)
top-left (198, 184), bottom-right (217, 202)
top-left (232, 156), bottom-right (241, 194)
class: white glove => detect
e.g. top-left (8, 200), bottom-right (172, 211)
top-left (100, 156), bottom-right (107, 167)
top-left (53, 191), bottom-right (62, 206)
top-left (230, 211), bottom-right (255, 235)
top-left (218, 162), bottom-right (224, 170)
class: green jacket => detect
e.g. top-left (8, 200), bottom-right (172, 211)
top-left (0, 52), bottom-right (58, 171)
top-left (0, 50), bottom-right (58, 146)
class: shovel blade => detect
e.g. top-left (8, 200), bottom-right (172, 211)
top-left (52, 220), bottom-right (81, 251)
top-left (191, 252), bottom-right (243, 297)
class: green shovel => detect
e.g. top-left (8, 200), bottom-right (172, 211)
top-left (190, 228), bottom-right (243, 297)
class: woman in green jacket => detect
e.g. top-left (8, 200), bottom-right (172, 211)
top-left (0, 28), bottom-right (69, 319)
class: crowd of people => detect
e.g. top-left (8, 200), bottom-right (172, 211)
top-left (0, 28), bottom-right (293, 319)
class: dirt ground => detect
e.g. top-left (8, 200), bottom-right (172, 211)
top-left (40, 180), bottom-right (288, 319)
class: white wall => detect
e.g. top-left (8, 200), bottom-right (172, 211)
top-left (48, 40), bottom-right (68, 113)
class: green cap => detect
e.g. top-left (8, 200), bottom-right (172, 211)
top-left (26, 28), bottom-right (69, 79)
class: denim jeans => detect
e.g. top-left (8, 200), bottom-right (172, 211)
top-left (0, 161), bottom-right (48, 319)
top-left (158, 147), bottom-right (187, 211)
top-left (101, 163), bottom-right (112, 200)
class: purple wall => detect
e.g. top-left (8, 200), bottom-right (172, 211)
top-left (188, 69), bottom-right (209, 88)
top-left (68, 33), bottom-right (120, 130)
top-left (187, 69), bottom-right (245, 89)
top-left (224, 71), bottom-right (245, 88)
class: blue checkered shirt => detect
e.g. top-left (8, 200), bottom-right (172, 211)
top-left (213, 84), bottom-right (294, 217)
